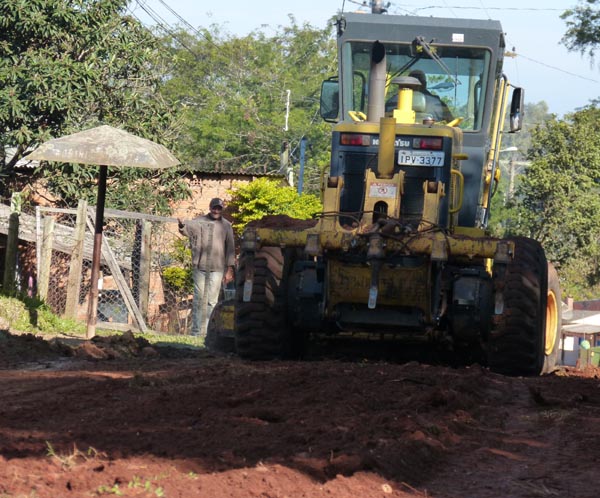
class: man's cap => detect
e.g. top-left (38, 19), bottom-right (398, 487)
top-left (408, 69), bottom-right (427, 88)
top-left (209, 197), bottom-right (224, 209)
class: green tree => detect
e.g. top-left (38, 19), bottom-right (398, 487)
top-left (161, 18), bottom-right (336, 194)
top-left (510, 105), bottom-right (600, 298)
top-left (562, 0), bottom-right (600, 63)
top-left (226, 177), bottom-right (322, 231)
top-left (488, 101), bottom-right (553, 236)
top-left (0, 0), bottom-right (186, 214)
top-left (500, 101), bottom-right (553, 154)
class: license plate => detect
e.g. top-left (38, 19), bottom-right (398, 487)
top-left (398, 150), bottom-right (444, 166)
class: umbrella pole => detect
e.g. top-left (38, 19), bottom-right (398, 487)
top-left (86, 165), bottom-right (108, 339)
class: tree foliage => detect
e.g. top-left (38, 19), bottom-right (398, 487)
top-left (160, 18), bottom-right (336, 193)
top-left (562, 0), bottom-right (600, 63)
top-left (500, 101), bottom-right (553, 155)
top-left (0, 0), bottom-right (186, 214)
top-left (226, 177), bottom-right (322, 231)
top-left (488, 101), bottom-right (553, 236)
top-left (509, 105), bottom-right (600, 299)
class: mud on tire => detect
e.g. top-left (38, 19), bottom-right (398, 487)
top-left (487, 237), bottom-right (550, 376)
top-left (234, 247), bottom-right (295, 360)
top-left (205, 301), bottom-right (236, 354)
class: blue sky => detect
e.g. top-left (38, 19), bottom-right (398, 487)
top-left (131, 0), bottom-right (600, 117)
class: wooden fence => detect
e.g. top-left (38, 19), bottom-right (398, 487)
top-left (1, 201), bottom-right (191, 334)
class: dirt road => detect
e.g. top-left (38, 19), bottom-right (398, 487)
top-left (1, 331), bottom-right (599, 497)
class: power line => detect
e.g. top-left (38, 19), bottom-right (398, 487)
top-left (130, 0), bottom-right (255, 121)
top-left (392, 4), bottom-right (565, 14)
top-left (154, 0), bottom-right (222, 50)
top-left (130, 0), bottom-right (201, 59)
top-left (132, 0), bottom-right (336, 169)
top-left (133, 0), bottom-right (175, 31)
top-left (357, 3), bottom-right (598, 89)
top-left (476, 0), bottom-right (492, 19)
top-left (344, 0), bottom-right (369, 13)
top-left (439, 0), bottom-right (459, 18)
top-left (156, 0), bottom-right (192, 27)
top-left (509, 51), bottom-right (600, 85)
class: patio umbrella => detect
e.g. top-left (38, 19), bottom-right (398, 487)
top-left (28, 125), bottom-right (180, 338)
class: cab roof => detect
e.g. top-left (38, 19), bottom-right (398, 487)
top-left (337, 12), bottom-right (505, 51)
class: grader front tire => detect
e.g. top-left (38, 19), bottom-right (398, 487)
top-left (205, 301), bottom-right (236, 354)
top-left (234, 247), bottom-right (293, 360)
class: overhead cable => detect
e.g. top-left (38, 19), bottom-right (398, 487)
top-left (131, 0), bottom-right (201, 59)
top-left (509, 52), bottom-right (600, 84)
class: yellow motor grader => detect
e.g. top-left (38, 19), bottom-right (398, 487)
top-left (208, 9), bottom-right (561, 375)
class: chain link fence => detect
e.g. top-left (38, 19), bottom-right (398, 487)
top-left (27, 203), bottom-right (194, 334)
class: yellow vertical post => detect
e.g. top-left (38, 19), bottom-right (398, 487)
top-left (377, 117), bottom-right (397, 179)
top-left (393, 88), bottom-right (416, 124)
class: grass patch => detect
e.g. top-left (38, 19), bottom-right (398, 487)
top-left (0, 293), bottom-right (205, 349)
top-left (0, 293), bottom-right (85, 335)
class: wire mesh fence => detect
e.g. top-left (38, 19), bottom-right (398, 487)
top-left (28, 203), bottom-right (195, 335)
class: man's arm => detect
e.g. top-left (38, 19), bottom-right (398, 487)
top-left (440, 100), bottom-right (454, 122)
top-left (224, 265), bottom-right (234, 284)
top-left (224, 224), bottom-right (235, 266)
top-left (178, 218), bottom-right (188, 237)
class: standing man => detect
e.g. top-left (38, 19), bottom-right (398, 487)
top-left (178, 198), bottom-right (235, 338)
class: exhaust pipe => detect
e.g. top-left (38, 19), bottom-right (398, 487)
top-left (366, 41), bottom-right (387, 123)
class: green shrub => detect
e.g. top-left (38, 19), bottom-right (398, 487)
top-left (162, 266), bottom-right (193, 293)
top-left (227, 177), bottom-right (322, 231)
top-left (170, 237), bottom-right (192, 265)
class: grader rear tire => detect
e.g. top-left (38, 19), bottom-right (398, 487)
top-left (234, 247), bottom-right (294, 360)
top-left (487, 237), bottom-right (551, 376)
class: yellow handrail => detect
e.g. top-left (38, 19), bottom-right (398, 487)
top-left (449, 169), bottom-right (464, 214)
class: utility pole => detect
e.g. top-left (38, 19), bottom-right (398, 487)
top-left (508, 156), bottom-right (515, 201)
top-left (284, 89), bottom-right (291, 132)
top-left (281, 141), bottom-right (293, 187)
top-left (297, 137), bottom-right (307, 194)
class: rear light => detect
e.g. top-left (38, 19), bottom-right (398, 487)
top-left (340, 133), bottom-right (372, 146)
top-left (413, 137), bottom-right (443, 150)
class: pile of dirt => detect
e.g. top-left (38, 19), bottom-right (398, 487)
top-left (71, 330), bottom-right (158, 360)
top-left (0, 330), bottom-right (71, 367)
top-left (246, 214), bottom-right (319, 230)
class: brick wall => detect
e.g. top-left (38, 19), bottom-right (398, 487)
top-left (172, 173), bottom-right (238, 220)
top-left (573, 299), bottom-right (600, 312)
top-left (172, 172), bottom-right (286, 221)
